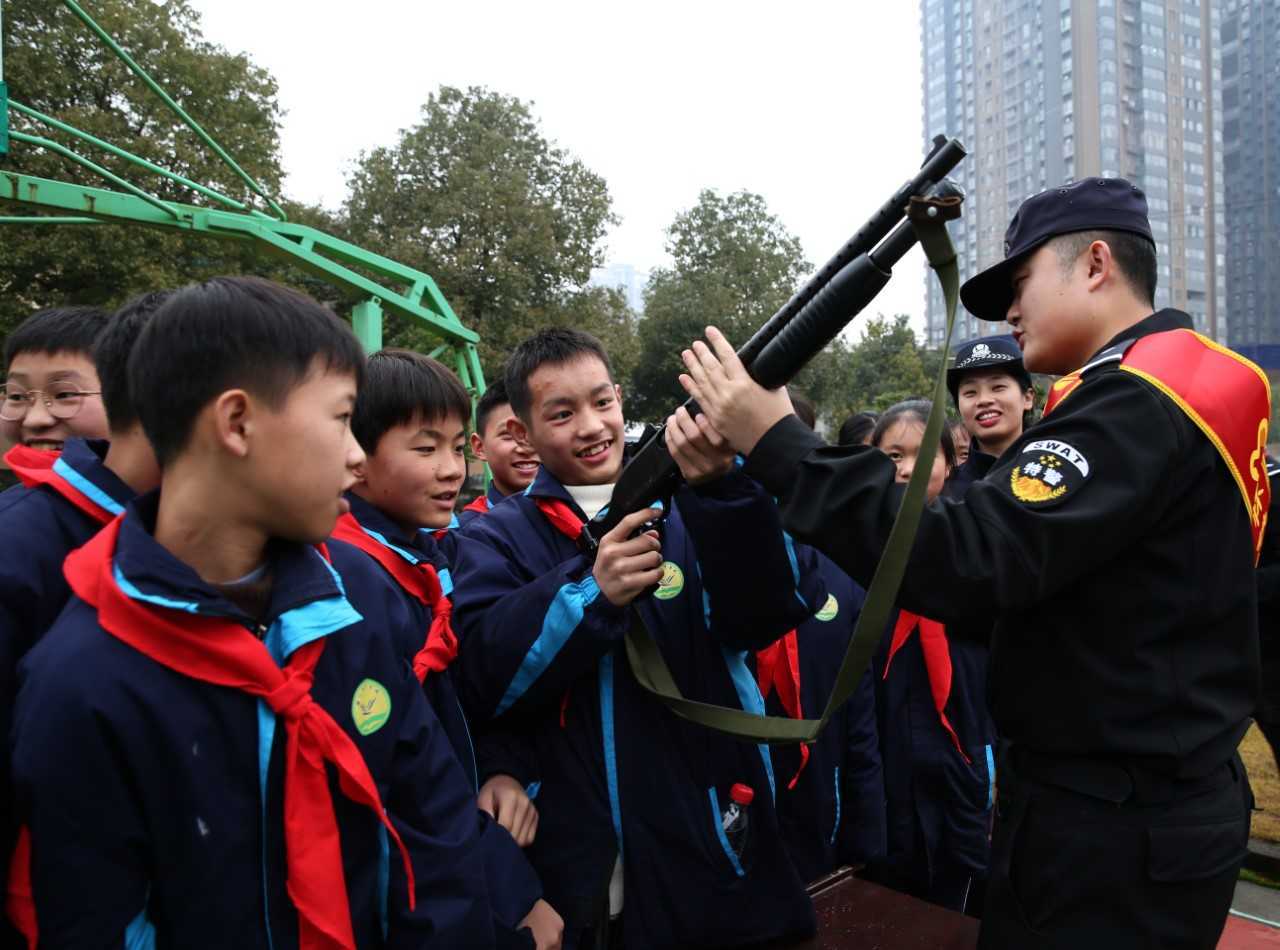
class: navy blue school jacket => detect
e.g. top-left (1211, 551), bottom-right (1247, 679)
top-left (870, 603), bottom-right (996, 889)
top-left (451, 466), bottom-right (824, 949)
top-left (765, 550), bottom-right (886, 884)
top-left (338, 493), bottom-right (542, 937)
top-left (11, 495), bottom-right (496, 949)
top-left (0, 438), bottom-right (134, 948)
top-left (456, 483), bottom-right (510, 531)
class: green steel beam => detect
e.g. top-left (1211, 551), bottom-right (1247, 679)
top-left (60, 0), bottom-right (285, 220)
top-left (9, 130), bottom-right (181, 219)
top-left (9, 99), bottom-right (262, 215)
top-left (351, 299), bottom-right (383, 354)
top-left (0, 171), bottom-right (478, 345)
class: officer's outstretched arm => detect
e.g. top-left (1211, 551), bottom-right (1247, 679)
top-left (739, 371), bottom-right (1183, 625)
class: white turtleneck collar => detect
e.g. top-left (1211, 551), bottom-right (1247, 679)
top-left (564, 482), bottom-right (616, 522)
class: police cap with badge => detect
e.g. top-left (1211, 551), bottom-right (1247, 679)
top-left (959, 176), bottom-right (1155, 322)
top-left (946, 335), bottom-right (1032, 406)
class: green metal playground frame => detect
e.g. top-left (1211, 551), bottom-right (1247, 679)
top-left (0, 0), bottom-right (486, 398)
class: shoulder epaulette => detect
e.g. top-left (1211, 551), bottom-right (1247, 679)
top-left (1080, 338), bottom-right (1137, 376)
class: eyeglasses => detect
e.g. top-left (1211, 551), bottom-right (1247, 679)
top-left (0, 387), bottom-right (103, 422)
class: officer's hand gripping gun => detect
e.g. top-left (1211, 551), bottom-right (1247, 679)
top-left (581, 136), bottom-right (968, 554)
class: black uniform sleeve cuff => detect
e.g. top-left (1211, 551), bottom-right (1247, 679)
top-left (742, 414), bottom-right (827, 498)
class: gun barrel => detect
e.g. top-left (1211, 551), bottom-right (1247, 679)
top-left (735, 137), bottom-right (967, 368)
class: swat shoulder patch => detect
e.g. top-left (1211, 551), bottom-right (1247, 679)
top-left (1009, 439), bottom-right (1090, 507)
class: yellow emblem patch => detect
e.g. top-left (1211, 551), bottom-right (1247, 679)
top-left (1010, 454), bottom-right (1070, 504)
top-left (816, 594), bottom-right (839, 622)
top-left (351, 678), bottom-right (391, 736)
top-left (654, 561), bottom-right (685, 600)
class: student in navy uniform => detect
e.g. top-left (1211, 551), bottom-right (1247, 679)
top-left (764, 393), bottom-right (885, 885)
top-left (450, 328), bottom-right (824, 949)
top-left (460, 378), bottom-right (540, 528)
top-left (681, 178), bottom-right (1261, 948)
top-left (336, 347), bottom-right (560, 948)
top-left (10, 277), bottom-right (497, 949)
top-left (0, 295), bottom-right (165, 948)
top-left (859, 401), bottom-right (994, 912)
top-left (944, 335), bottom-right (1035, 498)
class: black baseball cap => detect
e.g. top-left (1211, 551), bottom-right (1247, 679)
top-left (947, 335), bottom-right (1032, 405)
top-left (960, 177), bottom-right (1155, 321)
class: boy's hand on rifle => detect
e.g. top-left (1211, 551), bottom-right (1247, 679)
top-left (680, 327), bottom-right (795, 456)
top-left (593, 508), bottom-right (664, 607)
top-left (665, 405), bottom-right (735, 485)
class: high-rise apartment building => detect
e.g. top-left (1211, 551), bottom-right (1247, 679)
top-left (1220, 0), bottom-right (1279, 364)
top-left (922, 0), bottom-right (1225, 347)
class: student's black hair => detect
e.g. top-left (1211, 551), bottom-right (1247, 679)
top-left (1052, 229), bottom-right (1158, 306)
top-left (352, 348), bottom-right (472, 454)
top-left (837, 411), bottom-right (878, 447)
top-left (129, 276), bottom-right (366, 468)
top-left (870, 399), bottom-right (957, 472)
top-left (474, 377), bottom-right (513, 438)
top-left (94, 291), bottom-right (172, 434)
top-left (504, 327), bottom-right (613, 422)
top-left (4, 305), bottom-right (112, 370)
top-left (787, 387), bottom-right (816, 431)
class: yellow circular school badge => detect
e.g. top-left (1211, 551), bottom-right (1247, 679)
top-left (816, 594), bottom-right (839, 622)
top-left (351, 678), bottom-right (391, 736)
top-left (654, 561), bottom-right (685, 600)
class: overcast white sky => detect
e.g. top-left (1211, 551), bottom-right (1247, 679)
top-left (188, 0), bottom-right (932, 328)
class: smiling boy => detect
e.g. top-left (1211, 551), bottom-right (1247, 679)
top-left (460, 379), bottom-right (540, 527)
top-left (1, 306), bottom-right (111, 456)
top-left (450, 328), bottom-right (823, 949)
top-left (336, 348), bottom-right (561, 949)
top-left (9, 277), bottom-right (496, 948)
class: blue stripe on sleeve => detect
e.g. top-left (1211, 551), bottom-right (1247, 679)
top-left (494, 574), bottom-right (601, 716)
top-left (782, 531), bottom-right (808, 609)
top-left (985, 744), bottom-right (996, 811)
top-left (600, 654), bottom-right (624, 856)
top-left (720, 646), bottom-right (777, 802)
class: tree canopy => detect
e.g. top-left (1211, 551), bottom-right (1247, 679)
top-left (0, 0), bottom-right (292, 335)
top-left (343, 85), bottom-right (627, 376)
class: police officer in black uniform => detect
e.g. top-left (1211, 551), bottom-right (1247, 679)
top-left (678, 179), bottom-right (1259, 949)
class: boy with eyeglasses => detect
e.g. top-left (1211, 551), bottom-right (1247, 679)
top-left (0, 297), bottom-right (164, 947)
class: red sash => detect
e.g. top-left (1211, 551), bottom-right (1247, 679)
top-left (533, 497), bottom-right (809, 781)
top-left (883, 611), bottom-right (969, 764)
top-left (330, 513), bottom-right (458, 681)
top-left (1045, 329), bottom-right (1273, 561)
top-left (4, 444), bottom-right (114, 525)
top-left (58, 520), bottom-right (416, 950)
top-left (462, 495), bottom-right (489, 516)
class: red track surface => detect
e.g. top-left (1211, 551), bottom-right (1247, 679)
top-left (1220, 914), bottom-right (1280, 947)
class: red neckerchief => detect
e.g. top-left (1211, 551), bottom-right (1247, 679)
top-left (60, 518), bottom-right (416, 950)
top-left (6, 826), bottom-right (35, 948)
top-left (331, 513), bottom-right (458, 681)
top-left (883, 611), bottom-right (970, 763)
top-left (531, 496), bottom-right (808, 781)
top-left (756, 633), bottom-right (809, 788)
top-left (462, 495), bottom-right (489, 515)
top-left (4, 444), bottom-right (114, 525)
